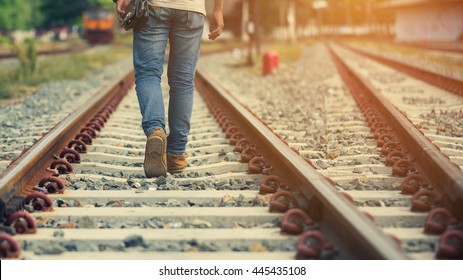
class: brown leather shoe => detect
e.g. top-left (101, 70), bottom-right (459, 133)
top-left (144, 129), bottom-right (167, 178)
top-left (167, 153), bottom-right (187, 173)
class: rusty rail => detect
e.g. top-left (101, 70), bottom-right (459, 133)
top-left (0, 70), bottom-right (134, 224)
top-left (328, 43), bottom-right (463, 222)
top-left (398, 42), bottom-right (463, 55)
top-left (0, 45), bottom-right (92, 60)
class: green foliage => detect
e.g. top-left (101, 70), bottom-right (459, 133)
top-left (0, 80), bottom-right (14, 99)
top-left (91, 0), bottom-right (116, 10)
top-left (40, 0), bottom-right (93, 27)
top-left (39, 0), bottom-right (116, 28)
top-left (0, 0), bottom-right (38, 32)
top-left (0, 45), bottom-right (131, 100)
top-left (0, 0), bottom-right (115, 32)
top-left (11, 39), bottom-right (37, 81)
top-left (0, 34), bottom-right (10, 45)
top-left (31, 47), bottom-right (130, 83)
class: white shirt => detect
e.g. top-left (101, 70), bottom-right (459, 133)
top-left (148, 0), bottom-right (206, 15)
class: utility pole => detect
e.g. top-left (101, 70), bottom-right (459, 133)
top-left (312, 0), bottom-right (327, 37)
top-left (253, 0), bottom-right (261, 56)
top-left (288, 0), bottom-right (297, 43)
top-left (241, 0), bottom-right (250, 42)
top-left (345, 0), bottom-right (353, 33)
top-left (246, 0), bottom-right (255, 66)
top-left (279, 1), bottom-right (285, 41)
top-left (244, 0), bottom-right (261, 65)
top-left (368, 0), bottom-right (378, 36)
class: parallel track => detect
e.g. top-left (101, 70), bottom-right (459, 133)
top-left (198, 42), bottom-right (463, 259)
top-left (0, 45), bottom-right (92, 60)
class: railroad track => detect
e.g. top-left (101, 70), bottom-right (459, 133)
top-left (1, 42), bottom-right (462, 260)
top-left (337, 40), bottom-right (463, 91)
top-left (399, 42), bottom-right (463, 55)
top-left (0, 45), bottom-right (92, 60)
top-left (327, 43), bottom-right (463, 258)
top-left (330, 43), bottom-right (463, 169)
top-left (198, 42), bottom-right (463, 260)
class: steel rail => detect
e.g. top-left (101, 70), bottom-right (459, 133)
top-left (0, 70), bottom-right (134, 221)
top-left (337, 42), bottom-right (463, 97)
top-left (195, 66), bottom-right (408, 259)
top-left (328, 43), bottom-right (463, 222)
top-left (398, 42), bottom-right (463, 55)
top-left (0, 45), bottom-right (92, 60)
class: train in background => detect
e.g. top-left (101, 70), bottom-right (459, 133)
top-left (82, 7), bottom-right (115, 44)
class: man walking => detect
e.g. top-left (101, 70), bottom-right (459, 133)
top-left (116, 0), bottom-right (224, 177)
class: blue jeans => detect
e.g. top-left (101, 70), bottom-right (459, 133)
top-left (133, 7), bottom-right (204, 154)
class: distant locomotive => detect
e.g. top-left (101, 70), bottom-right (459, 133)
top-left (83, 8), bottom-right (115, 44)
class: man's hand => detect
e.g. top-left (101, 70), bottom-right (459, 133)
top-left (117, 0), bottom-right (132, 21)
top-left (208, 0), bottom-right (224, 40)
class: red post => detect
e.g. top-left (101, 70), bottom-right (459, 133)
top-left (262, 51), bottom-right (279, 75)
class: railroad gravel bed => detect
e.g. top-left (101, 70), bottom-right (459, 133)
top-left (0, 58), bottom-right (132, 173)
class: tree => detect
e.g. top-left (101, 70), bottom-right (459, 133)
top-left (254, 0), bottom-right (322, 35)
top-left (40, 0), bottom-right (91, 27)
top-left (39, 0), bottom-right (114, 28)
top-left (92, 0), bottom-right (115, 10)
top-left (296, 0), bottom-right (316, 27)
top-left (0, 0), bottom-right (114, 32)
top-left (0, 0), bottom-right (36, 33)
top-left (254, 0), bottom-right (281, 35)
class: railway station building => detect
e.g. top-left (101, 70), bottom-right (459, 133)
top-left (377, 0), bottom-right (463, 41)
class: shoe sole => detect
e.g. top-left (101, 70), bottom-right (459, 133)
top-left (144, 136), bottom-right (167, 177)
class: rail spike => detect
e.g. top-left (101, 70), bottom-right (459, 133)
top-left (281, 208), bottom-right (318, 235)
top-left (401, 174), bottom-right (428, 195)
top-left (269, 191), bottom-right (294, 213)
top-left (6, 211), bottom-right (37, 234)
top-left (248, 156), bottom-right (272, 175)
top-left (34, 176), bottom-right (65, 194)
top-left (411, 189), bottom-right (440, 212)
top-left (259, 175), bottom-right (287, 195)
top-left (25, 192), bottom-right (53, 212)
top-left (60, 148), bottom-right (81, 164)
top-left (46, 158), bottom-right (73, 175)
top-left (424, 208), bottom-right (459, 235)
top-left (0, 233), bottom-right (21, 259)
top-left (436, 230), bottom-right (463, 260)
top-left (296, 230), bottom-right (336, 260)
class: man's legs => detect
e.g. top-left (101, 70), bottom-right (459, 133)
top-left (133, 7), bottom-right (170, 177)
top-left (166, 10), bottom-right (204, 158)
top-left (133, 8), bottom-right (204, 176)
top-left (133, 7), bottom-right (169, 137)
